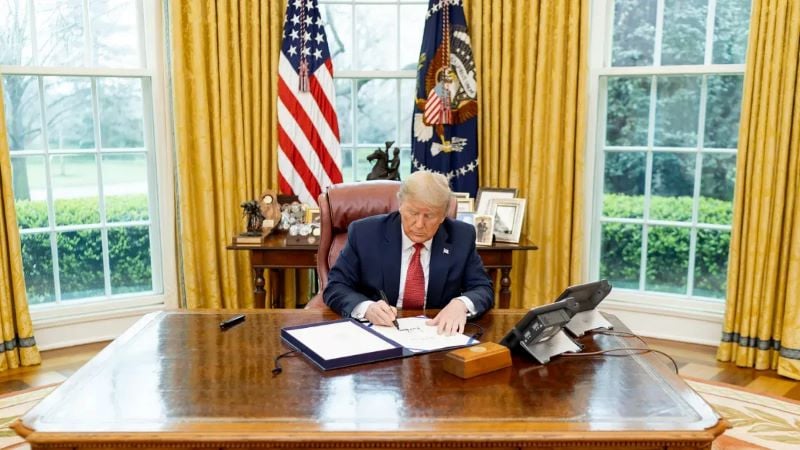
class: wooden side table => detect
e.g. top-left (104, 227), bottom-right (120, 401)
top-left (228, 232), bottom-right (537, 308)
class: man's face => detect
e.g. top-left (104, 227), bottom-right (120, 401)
top-left (399, 199), bottom-right (446, 243)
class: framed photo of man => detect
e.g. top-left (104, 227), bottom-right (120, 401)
top-left (488, 198), bottom-right (526, 243)
top-left (475, 187), bottom-right (517, 215)
top-left (474, 214), bottom-right (494, 246)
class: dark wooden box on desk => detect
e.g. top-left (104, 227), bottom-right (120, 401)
top-left (13, 309), bottom-right (725, 449)
top-left (228, 231), bottom-right (537, 309)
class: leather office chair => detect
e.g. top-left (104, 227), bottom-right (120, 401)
top-left (305, 180), bottom-right (456, 309)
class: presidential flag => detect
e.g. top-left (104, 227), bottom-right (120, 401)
top-left (278, 0), bottom-right (343, 206)
top-left (412, 0), bottom-right (478, 195)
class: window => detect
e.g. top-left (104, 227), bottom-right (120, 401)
top-left (0, 0), bottom-right (173, 314)
top-left (319, 0), bottom-right (427, 182)
top-left (588, 0), bottom-right (751, 306)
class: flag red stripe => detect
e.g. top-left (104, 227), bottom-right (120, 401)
top-left (308, 61), bottom-right (340, 141)
top-left (277, 76), bottom-right (342, 183)
top-left (278, 125), bottom-right (323, 202)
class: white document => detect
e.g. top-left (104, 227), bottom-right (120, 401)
top-left (371, 317), bottom-right (477, 352)
top-left (284, 320), bottom-right (396, 360)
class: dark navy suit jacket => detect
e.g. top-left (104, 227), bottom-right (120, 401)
top-left (323, 212), bottom-right (494, 318)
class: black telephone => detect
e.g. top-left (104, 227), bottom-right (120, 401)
top-left (499, 298), bottom-right (579, 351)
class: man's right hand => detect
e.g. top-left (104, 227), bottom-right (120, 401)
top-left (365, 300), bottom-right (398, 326)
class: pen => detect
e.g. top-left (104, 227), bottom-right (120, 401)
top-left (379, 289), bottom-right (400, 330)
top-left (219, 314), bottom-right (245, 330)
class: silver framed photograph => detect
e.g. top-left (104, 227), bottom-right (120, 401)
top-left (488, 198), bottom-right (526, 243)
top-left (475, 187), bottom-right (517, 215)
top-left (456, 198), bottom-right (474, 213)
top-left (456, 211), bottom-right (476, 225)
top-left (474, 214), bottom-right (494, 246)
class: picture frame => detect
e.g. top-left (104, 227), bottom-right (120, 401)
top-left (452, 192), bottom-right (471, 199)
top-left (456, 211), bottom-right (475, 226)
top-left (305, 207), bottom-right (321, 224)
top-left (475, 187), bottom-right (517, 215)
top-left (456, 198), bottom-right (474, 213)
top-left (488, 198), bottom-right (526, 243)
top-left (474, 214), bottom-right (494, 246)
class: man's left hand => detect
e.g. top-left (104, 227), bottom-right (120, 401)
top-left (426, 299), bottom-right (468, 335)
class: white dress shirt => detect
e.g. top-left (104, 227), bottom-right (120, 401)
top-left (350, 229), bottom-right (476, 319)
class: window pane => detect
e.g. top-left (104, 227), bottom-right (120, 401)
top-left (89, 0), bottom-right (141, 68)
top-left (400, 78), bottom-right (416, 146)
top-left (354, 5), bottom-right (396, 70)
top-left (646, 226), bottom-right (690, 294)
top-left (340, 147), bottom-right (354, 183)
top-left (44, 77), bottom-right (94, 150)
top-left (600, 222), bottom-right (641, 289)
top-left (52, 154), bottom-right (100, 225)
top-left (699, 153), bottom-right (735, 224)
top-left (654, 76), bottom-right (701, 147)
top-left (35, 0), bottom-right (85, 67)
top-left (399, 4), bottom-right (426, 70)
top-left (355, 147), bottom-right (373, 181)
top-left (399, 146), bottom-right (411, 180)
top-left (335, 79), bottom-right (352, 145)
top-left (58, 229), bottom-right (104, 300)
top-left (356, 78), bottom-right (397, 144)
top-left (2, 75), bottom-right (44, 151)
top-left (661, 0), bottom-right (708, 66)
top-left (320, 4), bottom-right (352, 70)
top-left (705, 75), bottom-right (743, 149)
top-left (694, 229), bottom-right (730, 299)
top-left (102, 153), bottom-right (150, 222)
top-left (98, 78), bottom-right (144, 148)
top-left (12, 156), bottom-right (48, 228)
top-left (21, 233), bottom-right (55, 304)
top-left (650, 152), bottom-right (695, 222)
top-left (611, 0), bottom-right (656, 67)
top-left (712, 0), bottom-right (751, 64)
top-left (603, 152), bottom-right (645, 218)
top-left (0, 0), bottom-right (34, 65)
top-left (606, 77), bottom-right (650, 146)
top-left (109, 226), bottom-right (152, 295)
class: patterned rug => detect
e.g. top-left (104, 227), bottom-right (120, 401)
top-left (1, 380), bottom-right (798, 449)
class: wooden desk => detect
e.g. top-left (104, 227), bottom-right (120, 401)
top-left (228, 233), bottom-right (537, 308)
top-left (15, 310), bottom-right (724, 449)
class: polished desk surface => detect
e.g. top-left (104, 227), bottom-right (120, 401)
top-left (15, 309), bottom-right (723, 449)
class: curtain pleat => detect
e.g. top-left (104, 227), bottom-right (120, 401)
top-left (0, 76), bottom-right (41, 371)
top-left (168, 0), bottom-right (295, 309)
top-left (464, 0), bottom-right (588, 307)
top-left (717, 0), bottom-right (800, 380)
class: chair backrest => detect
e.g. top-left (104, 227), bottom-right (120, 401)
top-left (316, 180), bottom-right (457, 292)
top-left (317, 181), bottom-right (402, 290)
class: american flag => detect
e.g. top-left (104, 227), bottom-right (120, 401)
top-left (278, 0), bottom-right (342, 206)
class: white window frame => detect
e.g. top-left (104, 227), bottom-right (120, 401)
top-left (585, 0), bottom-right (747, 343)
top-left (320, 0), bottom-right (426, 182)
top-left (0, 0), bottom-right (177, 347)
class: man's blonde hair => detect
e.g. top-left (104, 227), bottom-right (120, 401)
top-left (398, 171), bottom-right (451, 214)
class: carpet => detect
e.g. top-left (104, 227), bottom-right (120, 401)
top-left (0, 380), bottom-right (798, 449)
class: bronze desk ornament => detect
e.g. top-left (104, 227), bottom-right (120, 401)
top-left (366, 141), bottom-right (401, 181)
top-left (240, 200), bottom-right (265, 236)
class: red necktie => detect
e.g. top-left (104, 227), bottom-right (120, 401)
top-left (403, 243), bottom-right (425, 309)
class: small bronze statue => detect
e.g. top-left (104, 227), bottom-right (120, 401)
top-left (240, 200), bottom-right (265, 235)
top-left (366, 141), bottom-right (401, 181)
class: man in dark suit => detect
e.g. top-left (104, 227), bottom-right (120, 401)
top-left (324, 171), bottom-right (494, 335)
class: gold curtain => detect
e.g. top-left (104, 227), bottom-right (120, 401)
top-left (0, 77), bottom-right (41, 371)
top-left (170, 0), bottom-right (310, 309)
top-left (718, 0), bottom-right (800, 380)
top-left (464, 0), bottom-right (588, 307)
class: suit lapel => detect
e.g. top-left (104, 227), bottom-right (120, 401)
top-left (427, 224), bottom-right (451, 308)
top-left (382, 213), bottom-right (403, 305)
